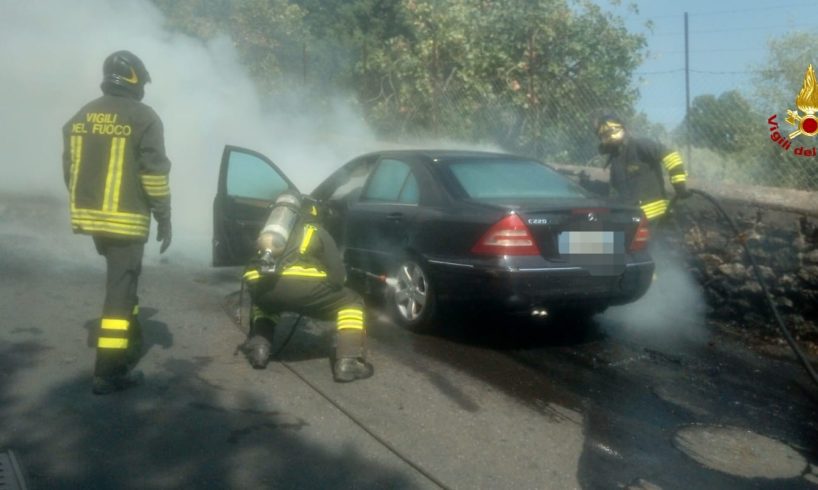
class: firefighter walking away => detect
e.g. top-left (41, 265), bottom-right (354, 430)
top-left (62, 50), bottom-right (172, 395)
top-left (242, 191), bottom-right (373, 382)
top-left (594, 114), bottom-right (690, 222)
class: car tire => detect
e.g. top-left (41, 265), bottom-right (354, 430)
top-left (387, 257), bottom-right (437, 333)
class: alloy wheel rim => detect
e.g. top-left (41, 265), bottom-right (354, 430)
top-left (394, 262), bottom-right (428, 321)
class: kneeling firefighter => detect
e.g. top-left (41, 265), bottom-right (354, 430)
top-left (241, 191), bottom-right (373, 382)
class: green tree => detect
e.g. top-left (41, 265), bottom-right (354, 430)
top-left (153, 0), bottom-right (308, 94)
top-left (359, 0), bottom-right (645, 161)
top-left (751, 31), bottom-right (818, 190)
top-left (752, 31), bottom-right (818, 114)
top-left (151, 0), bottom-right (647, 164)
top-left (683, 90), bottom-right (762, 154)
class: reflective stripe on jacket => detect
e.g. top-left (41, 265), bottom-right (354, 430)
top-left (605, 137), bottom-right (686, 220)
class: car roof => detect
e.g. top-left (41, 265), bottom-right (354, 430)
top-left (358, 149), bottom-right (535, 164)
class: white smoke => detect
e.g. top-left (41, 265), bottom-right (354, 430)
top-left (601, 245), bottom-right (709, 344)
top-left (0, 1), bottom-right (379, 263)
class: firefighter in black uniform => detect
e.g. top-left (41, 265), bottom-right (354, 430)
top-left (242, 191), bottom-right (373, 382)
top-left (595, 114), bottom-right (690, 221)
top-left (62, 51), bottom-right (172, 395)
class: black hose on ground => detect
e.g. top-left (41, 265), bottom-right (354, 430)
top-left (669, 189), bottom-right (818, 387)
top-left (235, 276), bottom-right (301, 359)
top-left (238, 292), bottom-right (449, 489)
top-left (271, 314), bottom-right (302, 360)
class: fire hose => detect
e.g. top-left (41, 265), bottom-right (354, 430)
top-left (237, 267), bottom-right (392, 359)
top-left (235, 270), bottom-right (449, 489)
top-left (668, 188), bottom-right (818, 388)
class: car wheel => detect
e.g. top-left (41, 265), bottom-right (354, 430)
top-left (387, 258), bottom-right (437, 333)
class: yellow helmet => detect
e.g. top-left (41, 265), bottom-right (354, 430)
top-left (595, 115), bottom-right (625, 145)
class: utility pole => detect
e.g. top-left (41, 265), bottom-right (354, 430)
top-left (684, 12), bottom-right (692, 175)
top-left (302, 42), bottom-right (308, 85)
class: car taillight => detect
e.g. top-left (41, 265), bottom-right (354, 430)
top-left (471, 214), bottom-right (541, 256)
top-left (629, 213), bottom-right (650, 252)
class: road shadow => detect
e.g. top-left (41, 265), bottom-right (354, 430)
top-left (367, 302), bottom-right (606, 351)
top-left (0, 339), bottom-right (417, 489)
top-left (365, 301), bottom-right (818, 489)
top-left (387, 306), bottom-right (818, 489)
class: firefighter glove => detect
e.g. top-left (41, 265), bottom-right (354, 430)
top-left (157, 219), bottom-right (172, 253)
top-left (673, 182), bottom-right (691, 200)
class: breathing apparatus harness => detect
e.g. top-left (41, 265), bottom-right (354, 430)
top-left (237, 191), bottom-right (311, 358)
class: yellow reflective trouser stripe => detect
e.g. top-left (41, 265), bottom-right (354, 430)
top-left (140, 174), bottom-right (170, 197)
top-left (338, 309), bottom-right (363, 319)
top-left (670, 173), bottom-right (688, 184)
top-left (98, 338), bottom-right (128, 349)
top-left (243, 270), bottom-right (261, 282)
top-left (337, 308), bottom-right (364, 330)
top-left (103, 137), bottom-right (126, 212)
top-left (251, 306), bottom-right (280, 323)
top-left (641, 199), bottom-right (669, 220)
top-left (662, 151), bottom-right (683, 171)
top-left (101, 318), bottom-right (129, 330)
top-left (300, 225), bottom-right (316, 254)
top-left (281, 266), bottom-right (326, 277)
top-left (338, 316), bottom-right (363, 322)
top-left (337, 321), bottom-right (364, 330)
top-left (99, 317), bottom-right (129, 349)
top-left (69, 135), bottom-right (83, 211)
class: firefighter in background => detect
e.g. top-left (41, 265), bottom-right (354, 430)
top-left (242, 191), bottom-right (373, 382)
top-left (62, 50), bottom-right (172, 395)
top-left (595, 114), bottom-right (690, 221)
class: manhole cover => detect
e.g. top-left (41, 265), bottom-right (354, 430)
top-left (673, 425), bottom-right (806, 479)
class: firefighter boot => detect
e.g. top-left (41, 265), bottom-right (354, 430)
top-left (333, 328), bottom-right (373, 382)
top-left (93, 339), bottom-right (144, 395)
top-left (243, 317), bottom-right (276, 369)
top-left (333, 357), bottom-right (373, 382)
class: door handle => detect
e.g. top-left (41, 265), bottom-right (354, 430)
top-left (385, 212), bottom-right (403, 222)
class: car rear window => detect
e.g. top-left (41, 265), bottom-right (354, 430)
top-left (445, 159), bottom-right (587, 200)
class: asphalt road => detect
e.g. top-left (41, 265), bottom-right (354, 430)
top-left (1, 196), bottom-right (817, 489)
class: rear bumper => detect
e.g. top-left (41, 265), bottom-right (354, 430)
top-left (427, 258), bottom-right (654, 311)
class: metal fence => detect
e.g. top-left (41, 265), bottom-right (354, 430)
top-left (360, 78), bottom-right (818, 191)
top-left (266, 36), bottom-right (818, 192)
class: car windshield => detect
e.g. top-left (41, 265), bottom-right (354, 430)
top-left (445, 159), bottom-right (587, 200)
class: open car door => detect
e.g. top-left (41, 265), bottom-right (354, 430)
top-left (213, 145), bottom-right (297, 266)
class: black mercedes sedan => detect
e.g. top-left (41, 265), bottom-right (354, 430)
top-left (213, 146), bottom-right (654, 332)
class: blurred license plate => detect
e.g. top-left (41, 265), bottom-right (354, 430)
top-left (559, 231), bottom-right (620, 254)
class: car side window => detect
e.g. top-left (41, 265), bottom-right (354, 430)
top-left (329, 159), bottom-right (376, 201)
top-left (398, 173), bottom-right (419, 204)
top-left (363, 159), bottom-right (415, 203)
top-left (226, 151), bottom-right (289, 200)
